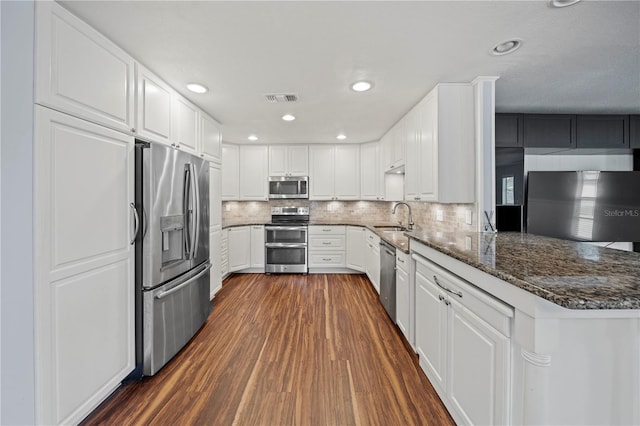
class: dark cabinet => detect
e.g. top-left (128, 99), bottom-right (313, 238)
top-left (523, 115), bottom-right (576, 149)
top-left (631, 115), bottom-right (640, 149)
top-left (576, 115), bottom-right (629, 148)
top-left (495, 114), bottom-right (523, 147)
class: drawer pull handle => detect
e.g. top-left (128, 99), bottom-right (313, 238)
top-left (322, 242), bottom-right (332, 245)
top-left (322, 258), bottom-right (332, 261)
top-left (434, 275), bottom-right (463, 298)
top-left (322, 228), bottom-right (332, 232)
top-left (397, 258), bottom-right (405, 263)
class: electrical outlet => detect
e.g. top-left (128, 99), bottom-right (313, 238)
top-left (436, 210), bottom-right (444, 221)
top-left (465, 209), bottom-right (472, 225)
top-left (225, 204), bottom-right (231, 212)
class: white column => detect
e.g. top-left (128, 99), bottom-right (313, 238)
top-left (472, 76), bottom-right (499, 233)
top-left (521, 349), bottom-right (553, 425)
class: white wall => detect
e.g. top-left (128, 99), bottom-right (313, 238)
top-left (0, 1), bottom-right (36, 424)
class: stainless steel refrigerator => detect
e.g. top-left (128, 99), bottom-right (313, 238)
top-left (132, 141), bottom-right (211, 376)
top-left (526, 171), bottom-right (640, 249)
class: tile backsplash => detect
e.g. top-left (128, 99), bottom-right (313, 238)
top-left (222, 200), bottom-right (475, 232)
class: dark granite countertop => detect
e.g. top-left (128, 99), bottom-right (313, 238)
top-left (406, 230), bottom-right (640, 310)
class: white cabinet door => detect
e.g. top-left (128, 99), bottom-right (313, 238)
top-left (346, 226), bottom-right (365, 271)
top-left (172, 93), bottom-right (199, 154)
top-left (309, 145), bottom-right (335, 200)
top-left (288, 145), bottom-right (309, 175)
top-left (448, 299), bottom-right (510, 426)
top-left (404, 108), bottom-right (420, 201)
top-left (417, 93), bottom-right (437, 201)
top-left (210, 229), bottom-right (222, 300)
top-left (221, 144), bottom-right (239, 200)
top-left (228, 227), bottom-right (250, 271)
top-left (201, 113), bottom-right (222, 163)
top-left (35, 1), bottom-right (134, 133)
top-left (334, 145), bottom-right (360, 199)
top-left (250, 226), bottom-right (265, 268)
top-left (135, 64), bottom-right (173, 145)
top-left (364, 230), bottom-right (380, 293)
top-left (34, 107), bottom-right (134, 425)
top-left (268, 145), bottom-right (288, 176)
top-left (239, 145), bottom-right (268, 200)
top-left (395, 252), bottom-right (410, 339)
top-left (360, 142), bottom-right (381, 200)
top-left (415, 268), bottom-right (447, 392)
top-left (209, 163), bottom-right (222, 229)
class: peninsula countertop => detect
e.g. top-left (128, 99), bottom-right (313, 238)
top-left (406, 230), bottom-right (640, 310)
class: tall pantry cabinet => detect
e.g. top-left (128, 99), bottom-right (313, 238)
top-left (32, 2), bottom-right (223, 424)
top-left (34, 3), bottom-right (135, 424)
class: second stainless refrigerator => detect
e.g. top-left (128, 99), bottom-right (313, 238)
top-left (133, 140), bottom-right (211, 376)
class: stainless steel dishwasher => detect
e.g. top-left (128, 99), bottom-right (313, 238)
top-left (379, 240), bottom-right (396, 321)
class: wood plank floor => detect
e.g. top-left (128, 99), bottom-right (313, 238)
top-left (82, 274), bottom-right (454, 425)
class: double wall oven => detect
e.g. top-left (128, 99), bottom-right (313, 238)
top-left (265, 207), bottom-right (309, 273)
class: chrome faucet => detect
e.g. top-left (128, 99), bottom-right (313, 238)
top-left (392, 202), bottom-right (414, 230)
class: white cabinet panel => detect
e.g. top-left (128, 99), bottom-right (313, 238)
top-left (53, 261), bottom-right (132, 424)
top-left (364, 230), bottom-right (380, 293)
top-left (360, 142), bottom-right (383, 200)
top-left (210, 229), bottom-right (222, 299)
top-left (36, 2), bottom-right (134, 133)
top-left (172, 93), bottom-right (199, 154)
top-left (309, 145), bottom-right (335, 200)
top-left (250, 226), bottom-right (265, 268)
top-left (201, 113), bottom-right (222, 163)
top-left (221, 144), bottom-right (239, 200)
top-left (209, 163), bottom-right (222, 229)
top-left (288, 145), bottom-right (309, 175)
top-left (346, 226), bottom-right (365, 272)
top-left (334, 145), bottom-right (360, 199)
top-left (228, 227), bottom-right (251, 271)
top-left (268, 146), bottom-right (288, 176)
top-left (135, 64), bottom-right (172, 145)
top-left (34, 107), bottom-right (134, 425)
top-left (395, 251), bottom-right (410, 339)
top-left (239, 145), bottom-right (268, 200)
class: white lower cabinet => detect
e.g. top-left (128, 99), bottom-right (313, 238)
top-left (346, 226), bottom-right (366, 271)
top-left (210, 229), bottom-right (222, 299)
top-left (221, 229), bottom-right (229, 278)
top-left (34, 107), bottom-right (135, 425)
top-left (364, 230), bottom-right (381, 293)
top-left (395, 250), bottom-right (410, 341)
top-left (414, 253), bottom-right (513, 426)
top-left (308, 226), bottom-right (347, 270)
top-left (227, 226), bottom-right (264, 273)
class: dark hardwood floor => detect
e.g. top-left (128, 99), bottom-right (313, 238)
top-left (82, 274), bottom-right (454, 425)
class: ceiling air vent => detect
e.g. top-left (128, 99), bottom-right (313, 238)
top-left (265, 93), bottom-right (298, 103)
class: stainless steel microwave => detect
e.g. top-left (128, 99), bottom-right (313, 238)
top-left (268, 176), bottom-right (309, 199)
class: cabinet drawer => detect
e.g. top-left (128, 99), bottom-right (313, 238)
top-left (309, 252), bottom-right (346, 267)
top-left (310, 236), bottom-right (346, 250)
top-left (414, 255), bottom-right (513, 336)
top-left (365, 230), bottom-right (381, 245)
top-left (395, 251), bottom-right (410, 273)
top-left (309, 225), bottom-right (346, 235)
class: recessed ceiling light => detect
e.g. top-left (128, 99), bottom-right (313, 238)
top-left (351, 81), bottom-right (372, 92)
top-left (336, 134), bottom-right (347, 140)
top-left (248, 135), bottom-right (258, 141)
top-left (491, 39), bottom-right (522, 56)
top-left (548, 0), bottom-right (581, 7)
top-left (186, 83), bottom-right (208, 94)
top-left (282, 114), bottom-right (296, 122)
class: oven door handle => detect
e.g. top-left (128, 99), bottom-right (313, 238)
top-left (266, 226), bottom-right (308, 231)
top-left (265, 243), bottom-right (307, 248)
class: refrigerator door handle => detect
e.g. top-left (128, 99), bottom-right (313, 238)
top-left (130, 202), bottom-right (140, 245)
top-left (155, 263), bottom-right (211, 300)
top-left (183, 165), bottom-right (192, 257)
top-left (190, 163), bottom-right (200, 259)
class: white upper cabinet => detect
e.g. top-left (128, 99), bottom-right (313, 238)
top-left (222, 144), bottom-right (240, 200)
top-left (382, 123), bottom-right (405, 172)
top-left (36, 1), bottom-right (135, 133)
top-left (200, 113), bottom-right (222, 163)
top-left (360, 142), bottom-right (384, 200)
top-left (135, 64), bottom-right (173, 145)
top-left (405, 83), bottom-right (475, 203)
top-left (269, 145), bottom-right (309, 176)
top-left (309, 144), bottom-right (360, 200)
top-left (239, 145), bottom-right (269, 200)
top-left (171, 93), bottom-right (199, 154)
